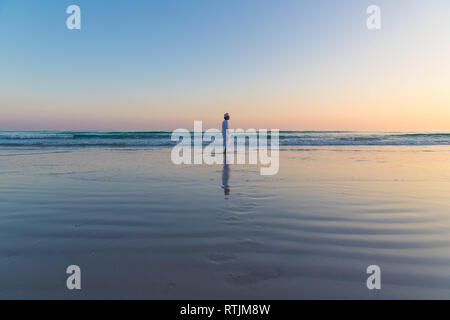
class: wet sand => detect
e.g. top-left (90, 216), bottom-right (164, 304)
top-left (1, 146), bottom-right (450, 299)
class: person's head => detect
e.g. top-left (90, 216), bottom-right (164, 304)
top-left (224, 113), bottom-right (230, 120)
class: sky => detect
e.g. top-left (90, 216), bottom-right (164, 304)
top-left (0, 0), bottom-right (449, 131)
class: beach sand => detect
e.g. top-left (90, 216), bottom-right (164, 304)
top-left (1, 146), bottom-right (450, 299)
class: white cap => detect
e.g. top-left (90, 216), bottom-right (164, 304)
top-left (224, 113), bottom-right (229, 118)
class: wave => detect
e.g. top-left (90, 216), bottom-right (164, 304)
top-left (0, 131), bottom-right (172, 140)
top-left (0, 131), bottom-right (449, 147)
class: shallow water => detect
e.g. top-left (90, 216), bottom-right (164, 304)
top-left (1, 146), bottom-right (450, 299)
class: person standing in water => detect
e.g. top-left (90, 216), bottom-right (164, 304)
top-left (222, 113), bottom-right (230, 153)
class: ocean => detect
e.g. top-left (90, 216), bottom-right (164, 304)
top-left (0, 130), bottom-right (449, 147)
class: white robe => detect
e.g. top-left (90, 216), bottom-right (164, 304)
top-left (222, 119), bottom-right (230, 148)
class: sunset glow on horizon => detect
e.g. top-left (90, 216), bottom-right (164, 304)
top-left (1, 0), bottom-right (449, 131)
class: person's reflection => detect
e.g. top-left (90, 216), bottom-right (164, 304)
top-left (222, 153), bottom-right (230, 197)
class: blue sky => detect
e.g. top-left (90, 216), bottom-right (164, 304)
top-left (1, 0), bottom-right (449, 130)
